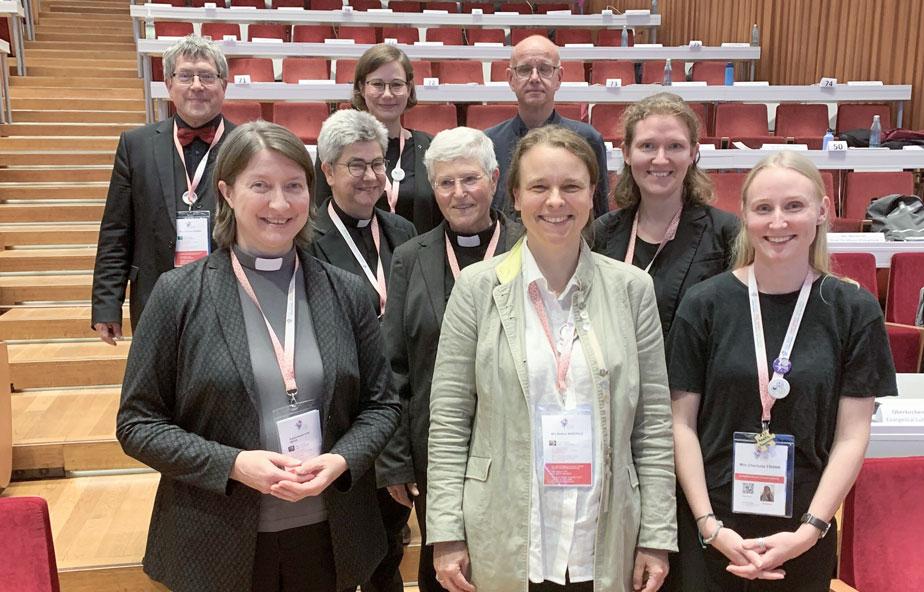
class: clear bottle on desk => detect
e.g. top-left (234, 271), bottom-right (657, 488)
top-left (652, 0), bottom-right (658, 14)
top-left (663, 58), bottom-right (672, 86)
top-left (751, 24), bottom-right (760, 46)
top-left (822, 129), bottom-right (834, 150)
top-left (870, 115), bottom-right (882, 147)
top-left (724, 62), bottom-right (734, 85)
top-left (621, 25), bottom-right (628, 47)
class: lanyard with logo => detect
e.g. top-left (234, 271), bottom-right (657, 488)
top-left (444, 223), bottom-right (502, 280)
top-left (383, 130), bottom-right (409, 213)
top-left (527, 282), bottom-right (576, 398)
top-left (172, 119), bottom-right (226, 208)
top-left (623, 207), bottom-right (682, 273)
top-left (327, 201), bottom-right (387, 312)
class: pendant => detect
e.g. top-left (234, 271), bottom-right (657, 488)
top-left (768, 376), bottom-right (790, 399)
top-left (390, 167), bottom-right (405, 182)
top-left (772, 357), bottom-right (792, 375)
top-left (754, 429), bottom-right (776, 452)
top-left (182, 190), bottom-right (197, 205)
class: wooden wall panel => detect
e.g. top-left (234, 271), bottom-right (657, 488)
top-left (584, 0), bottom-right (922, 128)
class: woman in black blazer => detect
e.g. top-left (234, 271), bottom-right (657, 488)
top-left (117, 121), bottom-right (399, 592)
top-left (592, 92), bottom-right (739, 338)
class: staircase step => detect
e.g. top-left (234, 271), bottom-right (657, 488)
top-left (12, 75), bottom-right (142, 88)
top-left (24, 40), bottom-right (138, 52)
top-left (0, 136), bottom-right (120, 150)
top-left (43, 6), bottom-right (131, 16)
top-left (0, 223), bottom-right (100, 247)
top-left (12, 98), bottom-right (144, 111)
top-left (0, 168), bottom-right (112, 183)
top-left (0, 151), bottom-right (115, 166)
top-left (0, 246), bottom-right (97, 272)
top-left (0, 123), bottom-right (139, 137)
top-left (0, 182), bottom-right (108, 199)
top-left (10, 110), bottom-right (144, 123)
top-left (0, 203), bottom-right (104, 223)
top-left (34, 25), bottom-right (134, 37)
top-left (8, 340), bottom-right (130, 389)
top-left (0, 306), bottom-right (129, 339)
top-left (11, 86), bottom-right (144, 99)
top-left (24, 49), bottom-right (139, 61)
top-left (0, 273), bottom-right (93, 303)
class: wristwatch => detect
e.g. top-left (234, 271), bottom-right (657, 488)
top-left (800, 513), bottom-right (831, 538)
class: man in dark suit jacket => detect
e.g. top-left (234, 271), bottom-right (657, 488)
top-left (92, 35), bottom-right (233, 342)
top-left (309, 109), bottom-right (416, 592)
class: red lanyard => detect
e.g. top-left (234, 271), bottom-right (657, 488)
top-left (382, 130), bottom-right (408, 213)
top-left (444, 223), bottom-right (502, 280)
top-left (327, 201), bottom-right (387, 312)
top-left (230, 250), bottom-right (300, 404)
top-left (624, 206), bottom-right (682, 273)
top-left (527, 282), bottom-right (575, 395)
top-left (172, 119), bottom-right (225, 208)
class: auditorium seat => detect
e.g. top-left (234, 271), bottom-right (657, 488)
top-left (555, 29), bottom-right (592, 45)
top-left (461, 1), bottom-right (494, 12)
top-left (410, 60), bottom-right (432, 79)
top-left (690, 61), bottom-right (726, 85)
top-left (349, 0), bottom-right (382, 9)
top-left (403, 104), bottom-right (458, 136)
top-left (338, 26), bottom-right (377, 43)
top-left (536, 2), bottom-right (570, 12)
top-left (281, 57), bottom-right (330, 82)
top-left (836, 103), bottom-right (893, 134)
top-left (247, 23), bottom-right (290, 42)
top-left (640, 60), bottom-right (668, 84)
top-left (499, 1), bottom-right (532, 13)
top-left (560, 62), bottom-right (587, 83)
top-left (292, 24), bottom-right (335, 42)
top-left (273, 103), bottom-right (329, 142)
top-left (466, 104), bottom-right (518, 130)
top-left (511, 28), bottom-right (548, 45)
top-left (714, 103), bottom-right (778, 148)
top-left (152, 0), bottom-right (187, 6)
top-left (435, 60), bottom-right (483, 84)
top-left (840, 456), bottom-right (924, 589)
top-left (389, 0), bottom-right (421, 11)
top-left (556, 103), bottom-right (586, 123)
top-left (842, 171), bottom-right (915, 220)
top-left (689, 102), bottom-right (711, 136)
top-left (381, 26), bottom-right (419, 44)
top-left (273, 0), bottom-right (307, 7)
top-left (335, 59), bottom-right (358, 83)
top-left (465, 28), bottom-right (505, 44)
top-left (597, 27), bottom-right (634, 46)
top-left (425, 27), bottom-right (463, 45)
top-left (189, 0), bottom-right (208, 6)
top-left (201, 23), bottom-right (242, 41)
top-left (309, 0), bottom-right (343, 8)
top-left (426, 1), bottom-right (459, 11)
top-left (231, 0), bottom-right (267, 7)
top-left (222, 101), bottom-right (264, 125)
top-left (886, 324), bottom-right (924, 373)
top-left (489, 61), bottom-right (508, 82)
top-left (775, 103), bottom-right (830, 148)
top-left (0, 497), bottom-right (60, 592)
top-left (589, 103), bottom-right (627, 143)
top-left (830, 252), bottom-right (878, 296)
top-left (708, 171), bottom-right (747, 214)
top-left (590, 61), bottom-right (636, 86)
top-left (154, 21), bottom-right (194, 38)
top-left (228, 58), bottom-right (276, 81)
top-left (886, 252), bottom-right (924, 325)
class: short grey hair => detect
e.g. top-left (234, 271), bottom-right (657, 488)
top-left (423, 126), bottom-right (498, 184)
top-left (163, 35), bottom-right (229, 81)
top-left (317, 109), bottom-right (389, 165)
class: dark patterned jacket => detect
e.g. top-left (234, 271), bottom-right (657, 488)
top-left (116, 247), bottom-right (400, 592)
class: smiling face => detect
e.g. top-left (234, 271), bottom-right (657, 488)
top-left (507, 37), bottom-right (562, 112)
top-left (624, 114), bottom-right (697, 204)
top-left (166, 54), bottom-right (227, 128)
top-left (321, 140), bottom-right (387, 219)
top-left (218, 149), bottom-right (311, 257)
top-left (431, 157), bottom-right (497, 235)
top-left (360, 60), bottom-right (409, 127)
top-left (513, 144), bottom-right (594, 257)
top-left (743, 167), bottom-right (829, 268)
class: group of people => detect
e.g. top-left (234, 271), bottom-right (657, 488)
top-left (101, 33), bottom-right (897, 592)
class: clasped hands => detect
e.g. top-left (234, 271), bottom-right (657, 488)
top-left (707, 520), bottom-right (817, 580)
top-left (230, 449), bottom-right (348, 502)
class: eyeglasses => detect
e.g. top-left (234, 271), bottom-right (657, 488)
top-left (510, 63), bottom-right (560, 80)
top-left (171, 71), bottom-right (221, 86)
top-left (434, 174), bottom-right (485, 193)
top-left (364, 79), bottom-right (409, 95)
top-left (338, 158), bottom-right (388, 177)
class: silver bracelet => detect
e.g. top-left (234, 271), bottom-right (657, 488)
top-left (702, 520), bottom-right (724, 546)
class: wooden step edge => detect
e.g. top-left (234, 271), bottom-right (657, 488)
top-left (12, 440), bottom-right (144, 476)
top-left (58, 565), bottom-right (170, 592)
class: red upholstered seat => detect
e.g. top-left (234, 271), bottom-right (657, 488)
top-left (511, 27), bottom-right (548, 45)
top-left (247, 23), bottom-right (290, 42)
top-left (273, 0), bottom-right (307, 7)
top-left (402, 104), bottom-right (458, 136)
top-left (231, 0), bottom-right (266, 7)
top-left (152, 0), bottom-right (187, 6)
top-left (556, 103), bottom-right (587, 123)
top-left (560, 61), bottom-right (586, 83)
top-left (597, 27), bottom-right (634, 46)
top-left (690, 61), bottom-right (726, 85)
top-left (389, 0), bottom-right (421, 11)
top-left (380, 26), bottom-right (419, 44)
top-left (292, 24), bottom-right (335, 42)
top-left (555, 28), bottom-right (592, 46)
top-left (830, 252), bottom-right (878, 296)
top-left (536, 2), bottom-right (570, 12)
top-left (334, 59), bottom-right (358, 83)
top-left (228, 58), bottom-right (275, 82)
top-left (410, 60), bottom-right (432, 79)
top-left (489, 60), bottom-right (508, 81)
top-left (840, 456), bottom-right (924, 590)
top-left (708, 171), bottom-right (747, 215)
top-left (640, 60), bottom-right (667, 84)
top-left (309, 0), bottom-right (343, 9)
top-left (885, 323), bottom-right (924, 373)
top-left (435, 60), bottom-right (483, 84)
top-left (466, 104), bottom-right (518, 130)
top-left (273, 102), bottom-right (329, 143)
top-left (499, 1), bottom-right (532, 13)
top-left (886, 252), bottom-right (924, 325)
top-left (281, 57), bottom-right (330, 82)
top-left (589, 103), bottom-right (627, 143)
top-left (222, 101), bottom-right (264, 125)
top-left (775, 103), bottom-right (830, 145)
top-left (349, 0), bottom-right (382, 9)
top-left (338, 26), bottom-right (377, 43)
top-left (836, 103), bottom-right (893, 134)
top-left (425, 27), bottom-right (463, 45)
top-left (465, 28), bottom-right (505, 44)
top-left (426, 1), bottom-right (459, 11)
top-left (842, 171), bottom-right (915, 220)
top-left (154, 21), bottom-right (194, 38)
top-left (0, 497), bottom-right (60, 592)
top-left (590, 61), bottom-right (636, 86)
top-left (461, 1), bottom-right (494, 13)
top-left (714, 103), bottom-right (778, 148)
top-left (201, 23), bottom-right (242, 41)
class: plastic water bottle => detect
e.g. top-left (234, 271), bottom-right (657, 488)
top-left (870, 115), bottom-right (882, 147)
top-left (663, 59), bottom-right (672, 86)
top-left (651, 0), bottom-right (658, 14)
top-left (724, 62), bottom-right (734, 86)
top-left (822, 129), bottom-right (834, 150)
top-left (621, 25), bottom-right (628, 47)
top-left (750, 24), bottom-right (760, 46)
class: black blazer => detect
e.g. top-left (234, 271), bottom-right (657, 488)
top-left (312, 129), bottom-right (440, 233)
top-left (378, 214), bottom-right (523, 486)
top-left (91, 116), bottom-right (235, 330)
top-left (309, 197), bottom-right (417, 314)
top-left (116, 248), bottom-right (400, 592)
top-left (592, 204), bottom-right (739, 338)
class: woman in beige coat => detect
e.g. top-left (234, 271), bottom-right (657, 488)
top-left (426, 126), bottom-right (677, 592)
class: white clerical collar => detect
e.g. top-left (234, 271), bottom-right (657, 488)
top-left (456, 234), bottom-right (481, 247)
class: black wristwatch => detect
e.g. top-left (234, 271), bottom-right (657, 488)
top-left (800, 513), bottom-right (831, 538)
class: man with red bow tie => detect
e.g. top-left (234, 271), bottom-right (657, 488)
top-left (92, 35), bottom-right (234, 342)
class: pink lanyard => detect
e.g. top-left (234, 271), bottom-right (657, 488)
top-left (382, 131), bottom-right (407, 213)
top-left (172, 119), bottom-right (225, 208)
top-left (327, 201), bottom-right (387, 312)
top-left (746, 265), bottom-right (813, 424)
top-left (444, 223), bottom-right (502, 280)
top-left (623, 206), bottom-right (682, 273)
top-left (230, 250), bottom-right (300, 405)
top-left (527, 282), bottom-right (575, 395)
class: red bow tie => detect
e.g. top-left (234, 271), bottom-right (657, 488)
top-left (177, 125), bottom-right (217, 147)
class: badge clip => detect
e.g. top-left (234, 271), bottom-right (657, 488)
top-left (755, 421), bottom-right (776, 452)
top-left (286, 388), bottom-right (298, 407)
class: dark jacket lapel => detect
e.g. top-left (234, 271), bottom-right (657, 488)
top-left (300, 251), bottom-right (339, 421)
top-left (310, 198), bottom-right (365, 274)
top-left (603, 207), bottom-right (634, 260)
top-left (654, 205), bottom-right (708, 313)
top-left (153, 117), bottom-right (179, 232)
top-left (416, 222), bottom-right (449, 322)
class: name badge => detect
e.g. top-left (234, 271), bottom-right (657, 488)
top-left (275, 408), bottom-right (322, 462)
top-left (732, 431), bottom-right (795, 517)
top-left (175, 210), bottom-right (210, 267)
top-left (541, 405), bottom-right (593, 487)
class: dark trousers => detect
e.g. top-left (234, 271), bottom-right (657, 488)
top-left (360, 487), bottom-right (412, 592)
top-left (413, 473), bottom-right (447, 592)
top-left (528, 572), bottom-right (594, 591)
top-left (252, 522), bottom-right (340, 592)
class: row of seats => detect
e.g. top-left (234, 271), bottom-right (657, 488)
top-left (151, 0), bottom-right (573, 14)
top-left (153, 22), bottom-right (636, 46)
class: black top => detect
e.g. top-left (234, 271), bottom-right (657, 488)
top-left (630, 237), bottom-right (659, 270)
top-left (667, 271), bottom-right (897, 491)
top-left (330, 199), bottom-right (394, 274)
top-left (175, 114), bottom-right (223, 214)
top-left (442, 217), bottom-right (500, 297)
